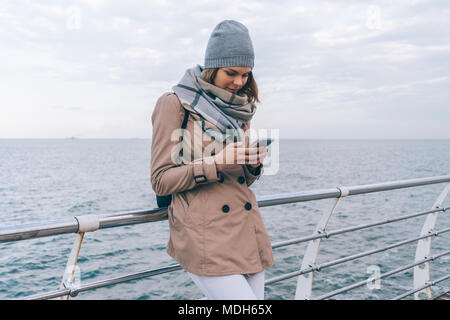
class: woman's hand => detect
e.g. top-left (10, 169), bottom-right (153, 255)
top-left (247, 146), bottom-right (267, 168)
top-left (214, 141), bottom-right (267, 172)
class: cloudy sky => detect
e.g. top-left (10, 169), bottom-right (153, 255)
top-left (0, 0), bottom-right (449, 139)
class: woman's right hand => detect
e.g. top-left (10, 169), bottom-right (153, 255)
top-left (214, 141), bottom-right (267, 173)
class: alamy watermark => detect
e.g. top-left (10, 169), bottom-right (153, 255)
top-left (67, 6), bottom-right (81, 30)
top-left (366, 5), bottom-right (382, 30)
top-left (366, 265), bottom-right (381, 290)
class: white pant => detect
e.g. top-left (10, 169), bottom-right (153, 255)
top-left (187, 270), bottom-right (265, 300)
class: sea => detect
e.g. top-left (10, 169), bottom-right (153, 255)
top-left (0, 139), bottom-right (449, 300)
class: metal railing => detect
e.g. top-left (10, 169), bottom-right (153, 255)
top-left (0, 174), bottom-right (449, 300)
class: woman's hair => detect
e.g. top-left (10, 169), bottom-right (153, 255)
top-left (201, 68), bottom-right (260, 103)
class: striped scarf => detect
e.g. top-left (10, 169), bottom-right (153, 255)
top-left (172, 64), bottom-right (256, 143)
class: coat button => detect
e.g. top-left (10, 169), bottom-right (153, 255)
top-left (237, 176), bottom-right (246, 184)
top-left (244, 202), bottom-right (252, 211)
top-left (222, 205), bottom-right (230, 213)
top-left (218, 173), bottom-right (224, 183)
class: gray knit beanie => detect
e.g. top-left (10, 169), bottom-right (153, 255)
top-left (204, 20), bottom-right (254, 69)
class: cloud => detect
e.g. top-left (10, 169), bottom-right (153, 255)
top-left (51, 105), bottom-right (83, 111)
top-left (1, 0), bottom-right (449, 138)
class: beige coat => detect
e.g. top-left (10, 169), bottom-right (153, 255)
top-left (151, 92), bottom-right (274, 276)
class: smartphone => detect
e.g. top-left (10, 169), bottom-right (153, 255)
top-left (250, 138), bottom-right (273, 148)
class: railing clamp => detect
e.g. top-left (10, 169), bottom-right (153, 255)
top-left (62, 280), bottom-right (80, 298)
top-left (425, 280), bottom-right (436, 287)
top-left (337, 186), bottom-right (349, 198)
top-left (74, 215), bottom-right (100, 233)
top-left (317, 229), bottom-right (329, 239)
top-left (427, 230), bottom-right (439, 237)
top-left (308, 264), bottom-right (322, 272)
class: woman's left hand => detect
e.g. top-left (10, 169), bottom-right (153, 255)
top-left (243, 136), bottom-right (267, 168)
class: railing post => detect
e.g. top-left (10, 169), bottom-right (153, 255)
top-left (60, 232), bottom-right (84, 300)
top-left (59, 215), bottom-right (99, 300)
top-left (295, 186), bottom-right (349, 299)
top-left (413, 183), bottom-right (450, 300)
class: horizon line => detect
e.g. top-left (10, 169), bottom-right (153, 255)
top-left (1, 138), bottom-right (450, 140)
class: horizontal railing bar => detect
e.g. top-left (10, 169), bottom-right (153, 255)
top-left (1, 175), bottom-right (449, 243)
top-left (24, 257), bottom-right (450, 301)
top-left (257, 188), bottom-right (340, 207)
top-left (22, 226), bottom-right (450, 300)
top-left (71, 264), bottom-right (182, 298)
top-left (265, 227), bottom-right (450, 285)
top-left (26, 264), bottom-right (182, 300)
top-left (432, 288), bottom-right (450, 300)
top-left (18, 215), bottom-right (450, 300)
top-left (0, 218), bottom-right (79, 244)
top-left (344, 175), bottom-right (450, 197)
top-left (327, 207), bottom-right (448, 238)
top-left (271, 207), bottom-right (448, 249)
top-left (0, 208), bottom-right (167, 243)
top-left (264, 267), bottom-right (312, 285)
top-left (24, 288), bottom-right (70, 300)
top-left (313, 250), bottom-right (450, 300)
top-left (271, 234), bottom-right (322, 249)
top-left (258, 175), bottom-right (450, 207)
top-left (312, 227), bottom-right (450, 272)
top-left (391, 273), bottom-right (450, 300)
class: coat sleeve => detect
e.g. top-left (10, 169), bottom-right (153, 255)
top-left (150, 93), bottom-right (220, 196)
top-left (243, 164), bottom-right (263, 187)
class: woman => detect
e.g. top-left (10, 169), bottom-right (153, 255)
top-left (151, 20), bottom-right (274, 300)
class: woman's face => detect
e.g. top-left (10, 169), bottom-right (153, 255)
top-left (214, 66), bottom-right (252, 94)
